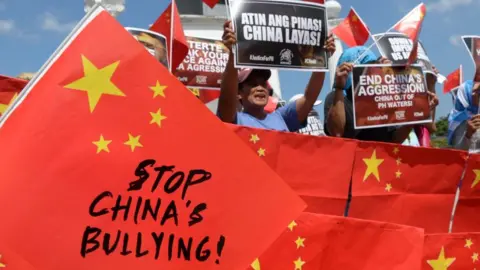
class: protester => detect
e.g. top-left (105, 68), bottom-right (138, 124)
top-left (217, 21), bottom-right (336, 132)
top-left (324, 46), bottom-right (439, 143)
top-left (447, 80), bottom-right (480, 150)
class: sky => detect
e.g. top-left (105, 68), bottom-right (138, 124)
top-left (0, 0), bottom-right (479, 120)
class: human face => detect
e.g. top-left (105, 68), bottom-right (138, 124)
top-left (238, 73), bottom-right (269, 109)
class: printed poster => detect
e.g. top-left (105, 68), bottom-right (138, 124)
top-left (226, 0), bottom-right (328, 71)
top-left (462, 35), bottom-right (480, 82)
top-left (126, 27), bottom-right (169, 69)
top-left (351, 64), bottom-right (431, 129)
top-left (175, 37), bottom-right (229, 89)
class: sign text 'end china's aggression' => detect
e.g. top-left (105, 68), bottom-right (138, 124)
top-left (358, 73), bottom-right (426, 109)
top-left (80, 159), bottom-right (227, 264)
top-left (241, 13), bottom-right (323, 46)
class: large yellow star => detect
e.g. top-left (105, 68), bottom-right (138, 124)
top-left (0, 254), bottom-right (5, 268)
top-left (288, 220), bottom-right (297, 231)
top-left (250, 134), bottom-right (260, 144)
top-left (251, 258), bottom-right (260, 270)
top-left (0, 92), bottom-right (18, 115)
top-left (472, 170), bottom-right (480, 188)
top-left (150, 108), bottom-right (167, 127)
top-left (363, 149), bottom-right (384, 182)
top-left (150, 81), bottom-right (167, 98)
top-left (427, 247), bottom-right (456, 270)
top-left (295, 236), bottom-right (305, 249)
top-left (64, 55), bottom-right (125, 113)
top-left (257, 148), bottom-right (266, 157)
top-left (293, 257), bottom-right (305, 270)
top-left (92, 134), bottom-right (112, 154)
top-left (124, 133), bottom-right (143, 152)
top-left (466, 239), bottom-right (474, 249)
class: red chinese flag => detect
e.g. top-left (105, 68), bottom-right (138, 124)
top-left (393, 3), bottom-right (426, 65)
top-left (0, 7), bottom-right (305, 270)
top-left (228, 125), bottom-right (357, 216)
top-left (251, 213), bottom-right (424, 270)
top-left (423, 233), bottom-right (480, 269)
top-left (0, 75), bottom-right (27, 116)
top-left (332, 8), bottom-right (370, 48)
top-left (349, 141), bottom-right (466, 233)
top-left (303, 0), bottom-right (325, 4)
top-left (451, 154), bottom-right (480, 232)
top-left (443, 67), bottom-right (462, 94)
top-left (150, 0), bottom-right (188, 72)
top-left (203, 0), bottom-right (220, 8)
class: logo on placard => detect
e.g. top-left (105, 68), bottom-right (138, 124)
top-left (177, 76), bottom-right (188, 82)
top-left (414, 112), bottom-right (424, 117)
top-left (305, 58), bottom-right (317, 64)
top-left (395, 111), bottom-right (406, 120)
top-left (217, 79), bottom-right (222, 84)
top-left (196, 75), bottom-right (207, 85)
top-left (280, 49), bottom-right (293, 65)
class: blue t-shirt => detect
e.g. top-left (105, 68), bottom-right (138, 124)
top-left (235, 101), bottom-right (304, 132)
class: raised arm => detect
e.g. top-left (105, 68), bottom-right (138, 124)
top-left (217, 21), bottom-right (239, 123)
top-left (295, 34), bottom-right (336, 122)
top-left (326, 62), bottom-right (352, 137)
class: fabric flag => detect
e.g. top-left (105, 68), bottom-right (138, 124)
top-left (393, 3), bottom-right (427, 65)
top-left (349, 141), bottom-right (466, 233)
top-left (443, 66), bottom-right (462, 94)
top-left (0, 75), bottom-right (27, 116)
top-left (423, 233), bottom-right (480, 269)
top-left (251, 212), bottom-right (424, 270)
top-left (228, 125), bottom-right (357, 216)
top-left (150, 0), bottom-right (188, 72)
top-left (332, 8), bottom-right (370, 48)
top-left (303, 0), bottom-right (325, 4)
top-left (203, 0), bottom-right (220, 8)
top-left (451, 154), bottom-right (480, 232)
top-left (0, 6), bottom-right (305, 270)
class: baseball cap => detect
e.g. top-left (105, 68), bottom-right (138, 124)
top-left (289, 94), bottom-right (322, 106)
top-left (238, 68), bottom-right (271, 84)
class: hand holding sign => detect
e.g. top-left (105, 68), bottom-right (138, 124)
top-left (324, 34), bottom-right (336, 54)
top-left (222, 21), bottom-right (236, 52)
top-left (334, 62), bottom-right (353, 90)
top-left (427, 91), bottom-right (439, 110)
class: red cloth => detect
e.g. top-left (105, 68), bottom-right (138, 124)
top-left (394, 3), bottom-right (426, 65)
top-left (332, 8), bottom-right (370, 48)
top-left (443, 67), bottom-right (462, 94)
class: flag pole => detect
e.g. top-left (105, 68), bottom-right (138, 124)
top-left (352, 3), bottom-right (423, 64)
top-left (169, 0), bottom-right (175, 73)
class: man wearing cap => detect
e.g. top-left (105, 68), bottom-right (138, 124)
top-left (217, 21), bottom-right (336, 132)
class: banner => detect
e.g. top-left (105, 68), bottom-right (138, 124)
top-left (226, 0), bottom-right (328, 71)
top-left (373, 32), bottom-right (435, 75)
top-left (462, 35), bottom-right (480, 82)
top-left (126, 27), bottom-right (169, 69)
top-left (351, 64), bottom-right (431, 129)
top-left (175, 37), bottom-right (229, 89)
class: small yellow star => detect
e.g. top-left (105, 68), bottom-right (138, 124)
top-left (0, 92), bottom-right (18, 115)
top-left (64, 55), bottom-right (125, 113)
top-left (293, 257), bottom-right (305, 270)
top-left (0, 254), bottom-right (5, 268)
top-left (257, 148), bottom-right (266, 157)
top-left (150, 81), bottom-right (167, 98)
top-left (150, 108), bottom-right (167, 127)
top-left (250, 134), bottom-right (260, 144)
top-left (295, 236), bottom-right (305, 249)
top-left (396, 158), bottom-right (402, 166)
top-left (427, 246), bottom-right (456, 270)
top-left (287, 220), bottom-right (297, 231)
top-left (393, 147), bottom-right (400, 155)
top-left (251, 258), bottom-right (260, 270)
top-left (351, 14), bottom-right (358, 22)
top-left (92, 134), bottom-right (112, 154)
top-left (363, 149), bottom-right (384, 182)
top-left (473, 252), bottom-right (479, 262)
top-left (189, 88), bottom-right (200, 97)
top-left (472, 170), bottom-right (480, 188)
top-left (385, 183), bottom-right (393, 192)
top-left (466, 239), bottom-right (474, 249)
top-left (124, 133), bottom-right (143, 152)
top-left (396, 170), bottom-right (402, 179)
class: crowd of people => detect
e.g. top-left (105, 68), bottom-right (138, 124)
top-left (214, 20), bottom-right (462, 149)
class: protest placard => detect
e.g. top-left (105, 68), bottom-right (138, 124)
top-left (351, 64), bottom-right (431, 129)
top-left (226, 0), bottom-right (328, 71)
top-left (175, 37), bottom-right (229, 89)
top-left (462, 35), bottom-right (480, 82)
top-left (373, 32), bottom-right (435, 75)
top-left (126, 27), bottom-right (169, 69)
